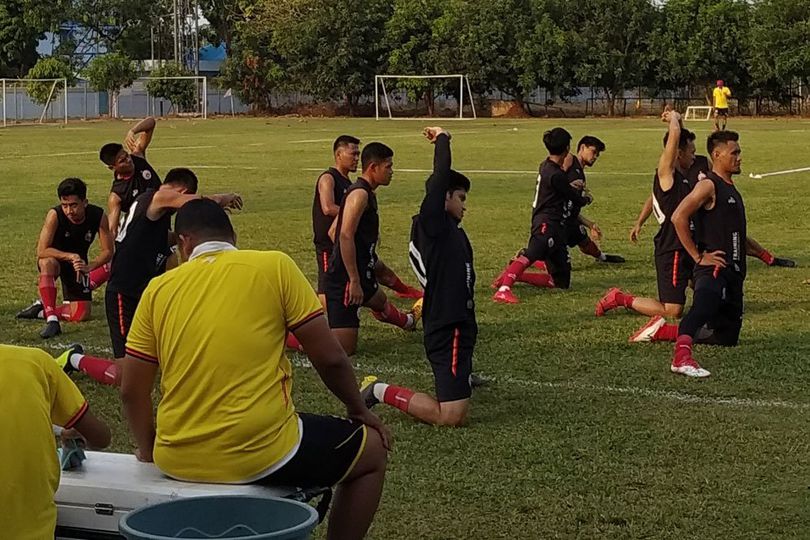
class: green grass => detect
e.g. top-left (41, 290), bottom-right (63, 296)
top-left (3, 117), bottom-right (810, 539)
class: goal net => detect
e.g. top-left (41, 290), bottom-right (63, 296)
top-left (375, 74), bottom-right (476, 120)
top-left (1, 78), bottom-right (68, 127)
top-left (684, 106), bottom-right (713, 121)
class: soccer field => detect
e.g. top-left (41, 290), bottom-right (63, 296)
top-left (3, 116), bottom-right (810, 539)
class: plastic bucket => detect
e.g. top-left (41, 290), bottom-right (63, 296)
top-left (119, 495), bottom-right (318, 539)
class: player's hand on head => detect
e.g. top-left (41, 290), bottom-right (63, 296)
top-left (348, 408), bottom-right (392, 451)
top-left (124, 130), bottom-right (139, 152)
top-left (698, 250), bottom-right (726, 267)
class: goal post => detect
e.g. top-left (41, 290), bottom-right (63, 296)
top-left (374, 74), bottom-right (476, 120)
top-left (1, 78), bottom-right (68, 127)
top-left (684, 106), bottom-right (713, 121)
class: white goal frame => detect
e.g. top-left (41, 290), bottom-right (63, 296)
top-left (375, 74), bottom-right (476, 120)
top-left (1, 78), bottom-right (68, 127)
top-left (684, 106), bottom-right (713, 121)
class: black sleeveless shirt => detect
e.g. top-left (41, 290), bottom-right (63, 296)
top-left (110, 155), bottom-right (162, 213)
top-left (695, 172), bottom-right (747, 277)
top-left (328, 178), bottom-right (379, 282)
top-left (652, 168), bottom-right (694, 255)
top-left (51, 204), bottom-right (104, 262)
top-left (312, 168), bottom-right (352, 250)
top-left (108, 191), bottom-right (171, 296)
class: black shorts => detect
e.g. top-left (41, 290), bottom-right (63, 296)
top-left (256, 413), bottom-right (366, 489)
top-left (691, 267), bottom-right (744, 346)
top-left (655, 249), bottom-right (694, 305)
top-left (565, 222), bottom-right (589, 248)
top-left (525, 222), bottom-right (571, 289)
top-left (715, 107), bottom-right (729, 117)
top-left (105, 289), bottom-right (140, 358)
top-left (424, 320), bottom-right (477, 402)
top-left (324, 274), bottom-right (378, 329)
top-left (39, 260), bottom-right (92, 301)
top-left (315, 248), bottom-right (331, 295)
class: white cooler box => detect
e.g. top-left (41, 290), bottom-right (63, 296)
top-left (55, 452), bottom-right (328, 539)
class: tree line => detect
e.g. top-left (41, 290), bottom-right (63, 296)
top-left (3, 0), bottom-right (809, 115)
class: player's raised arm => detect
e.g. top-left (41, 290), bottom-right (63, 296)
top-left (419, 127), bottom-right (452, 233)
top-left (671, 179), bottom-right (724, 267)
top-left (339, 189), bottom-right (369, 305)
top-left (125, 117), bottom-right (156, 157)
top-left (657, 111), bottom-right (682, 191)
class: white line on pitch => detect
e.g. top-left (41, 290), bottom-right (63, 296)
top-left (27, 341), bottom-right (805, 411)
top-left (176, 165), bottom-right (260, 170)
top-left (301, 167), bottom-right (650, 176)
top-left (290, 130), bottom-right (482, 144)
top-left (0, 145), bottom-right (216, 160)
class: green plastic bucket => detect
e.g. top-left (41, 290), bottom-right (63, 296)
top-left (119, 495), bottom-right (318, 539)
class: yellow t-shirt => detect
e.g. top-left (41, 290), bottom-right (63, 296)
top-left (713, 86), bottom-right (731, 109)
top-left (0, 345), bottom-right (87, 540)
top-left (126, 248), bottom-right (323, 483)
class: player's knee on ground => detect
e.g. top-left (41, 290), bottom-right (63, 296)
top-left (64, 301), bottom-right (92, 322)
top-left (662, 303), bottom-right (684, 319)
top-left (437, 400), bottom-right (469, 427)
top-left (38, 257), bottom-right (60, 275)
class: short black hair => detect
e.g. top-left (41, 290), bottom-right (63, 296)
top-left (57, 177), bottom-right (87, 200)
top-left (663, 128), bottom-right (696, 150)
top-left (707, 130), bottom-right (739, 155)
top-left (175, 198), bottom-right (235, 241)
top-left (99, 143), bottom-right (123, 166)
top-left (577, 135), bottom-right (605, 153)
top-left (361, 142), bottom-right (394, 171)
top-left (163, 167), bottom-right (199, 194)
top-left (542, 128), bottom-right (572, 155)
top-left (333, 135), bottom-right (360, 153)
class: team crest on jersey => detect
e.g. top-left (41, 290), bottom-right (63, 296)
top-left (85, 230), bottom-right (93, 242)
top-left (142, 170), bottom-right (152, 180)
top-left (727, 197), bottom-right (736, 204)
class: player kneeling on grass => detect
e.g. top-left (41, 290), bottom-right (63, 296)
top-left (361, 127), bottom-right (476, 427)
top-left (17, 178), bottom-right (114, 339)
top-left (1, 344), bottom-right (110, 540)
top-left (120, 199), bottom-right (390, 540)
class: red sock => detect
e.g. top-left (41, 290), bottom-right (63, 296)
top-left (653, 323), bottom-right (679, 342)
top-left (76, 355), bottom-right (119, 386)
top-left (372, 301), bottom-right (410, 329)
top-left (757, 250), bottom-right (774, 266)
top-left (38, 275), bottom-right (58, 320)
top-left (673, 335), bottom-right (693, 361)
top-left (89, 263), bottom-right (111, 290)
top-left (517, 272), bottom-right (554, 288)
top-left (616, 290), bottom-right (636, 308)
top-left (501, 256), bottom-right (530, 288)
top-left (285, 333), bottom-right (303, 352)
top-left (57, 301), bottom-right (90, 322)
top-left (579, 239), bottom-right (602, 259)
top-left (383, 385), bottom-right (415, 413)
top-left (388, 275), bottom-right (410, 294)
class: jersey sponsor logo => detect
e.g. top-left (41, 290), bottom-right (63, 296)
top-left (732, 231), bottom-right (740, 261)
top-left (142, 170), bottom-right (152, 180)
top-left (548, 237), bottom-right (555, 248)
top-left (727, 196), bottom-right (736, 204)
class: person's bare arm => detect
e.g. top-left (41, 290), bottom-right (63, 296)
top-left (37, 210), bottom-right (78, 263)
top-left (317, 173), bottom-right (340, 217)
top-left (338, 189), bottom-right (368, 305)
top-left (578, 214), bottom-right (602, 241)
top-left (657, 111), bottom-right (681, 192)
top-left (107, 192), bottom-right (122, 236)
top-left (672, 179), bottom-right (725, 267)
top-left (147, 191), bottom-right (243, 220)
top-left (630, 195), bottom-right (653, 243)
top-left (119, 356), bottom-right (159, 462)
top-left (125, 117), bottom-right (156, 157)
top-left (293, 314), bottom-right (391, 450)
top-left (89, 214), bottom-right (114, 271)
top-left (65, 409), bottom-right (111, 450)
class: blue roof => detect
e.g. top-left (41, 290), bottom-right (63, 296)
top-left (199, 44), bottom-right (227, 61)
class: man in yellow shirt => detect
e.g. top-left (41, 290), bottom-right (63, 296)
top-left (121, 199), bottom-right (391, 540)
top-left (713, 79), bottom-right (731, 131)
top-left (0, 344), bottom-right (110, 540)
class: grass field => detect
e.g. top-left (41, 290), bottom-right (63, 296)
top-left (3, 116), bottom-right (810, 539)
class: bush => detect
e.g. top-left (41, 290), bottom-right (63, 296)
top-left (146, 63), bottom-right (197, 111)
top-left (83, 53), bottom-right (138, 117)
top-left (25, 57), bottom-right (75, 105)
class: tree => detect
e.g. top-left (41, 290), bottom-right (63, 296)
top-left (564, 0), bottom-right (658, 116)
top-left (0, 0), bottom-right (43, 77)
top-left (147, 63), bottom-right (196, 112)
top-left (83, 53), bottom-right (137, 117)
top-left (25, 56), bottom-right (74, 105)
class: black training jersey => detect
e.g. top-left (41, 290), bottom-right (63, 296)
top-left (652, 168), bottom-right (694, 255)
top-left (695, 172), bottom-right (747, 277)
top-left (110, 155), bottom-right (161, 212)
top-left (108, 191), bottom-right (170, 296)
top-left (312, 168), bottom-right (352, 251)
top-left (328, 178), bottom-right (379, 283)
top-left (409, 134), bottom-right (475, 331)
top-left (688, 155), bottom-right (711, 186)
top-left (51, 204), bottom-right (104, 262)
top-left (531, 158), bottom-right (590, 232)
top-left (565, 155), bottom-right (587, 221)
